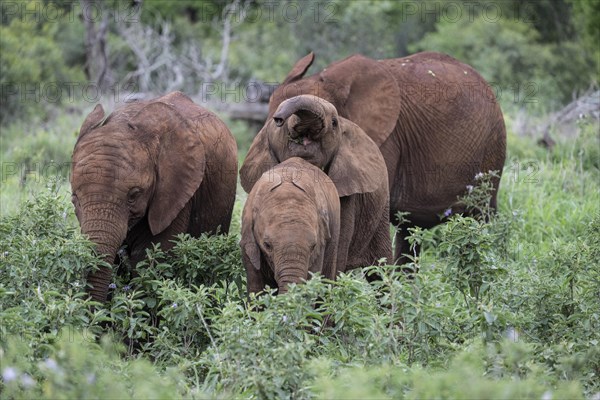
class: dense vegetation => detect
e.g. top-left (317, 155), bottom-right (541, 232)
top-left (1, 0), bottom-right (599, 398)
top-left (2, 123), bottom-right (599, 398)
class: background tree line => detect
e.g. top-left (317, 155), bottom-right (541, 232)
top-left (1, 0), bottom-right (598, 125)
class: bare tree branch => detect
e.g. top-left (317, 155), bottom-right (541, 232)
top-left (80, 0), bottom-right (113, 90)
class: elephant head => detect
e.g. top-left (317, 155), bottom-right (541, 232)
top-left (267, 52), bottom-right (401, 147)
top-left (240, 94), bottom-right (385, 198)
top-left (70, 99), bottom-right (205, 302)
top-left (240, 157), bottom-right (340, 295)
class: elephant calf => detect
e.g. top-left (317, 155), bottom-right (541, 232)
top-left (241, 157), bottom-right (341, 295)
top-left (71, 91), bottom-right (238, 302)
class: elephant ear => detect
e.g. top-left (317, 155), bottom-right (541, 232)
top-left (129, 102), bottom-right (206, 236)
top-left (328, 119), bottom-right (386, 197)
top-left (239, 121), bottom-right (282, 193)
top-left (282, 52), bottom-right (315, 85)
top-left (320, 54), bottom-right (400, 147)
top-left (78, 104), bottom-right (106, 138)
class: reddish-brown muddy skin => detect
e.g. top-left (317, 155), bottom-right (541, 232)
top-left (71, 91), bottom-right (237, 302)
top-left (241, 157), bottom-right (341, 295)
top-left (255, 52), bottom-right (506, 264)
top-left (240, 95), bottom-right (393, 276)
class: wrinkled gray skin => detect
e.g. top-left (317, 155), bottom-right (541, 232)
top-left (240, 95), bottom-right (392, 274)
top-left (71, 92), bottom-right (237, 303)
top-left (262, 52), bottom-right (507, 264)
top-left (241, 157), bottom-right (341, 295)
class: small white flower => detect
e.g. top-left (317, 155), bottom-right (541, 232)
top-left (475, 172), bottom-right (484, 180)
top-left (20, 374), bottom-right (35, 388)
top-left (505, 326), bottom-right (519, 342)
top-left (86, 373), bottom-right (96, 384)
top-left (2, 367), bottom-right (18, 382)
top-left (541, 390), bottom-right (553, 400)
top-left (43, 358), bottom-right (59, 371)
top-left (171, 303), bottom-right (178, 308)
top-left (466, 185), bottom-right (474, 193)
top-left (282, 315), bottom-right (288, 323)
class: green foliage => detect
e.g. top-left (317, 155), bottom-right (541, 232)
top-left (0, 330), bottom-right (193, 399)
top-left (411, 16), bottom-right (596, 111)
top-left (0, 181), bottom-right (108, 348)
top-left (0, 2), bottom-right (85, 123)
top-left (313, 340), bottom-right (584, 399)
top-left (569, 0), bottom-right (600, 82)
top-left (1, 137), bottom-right (599, 397)
top-left (1, 2), bottom-right (599, 396)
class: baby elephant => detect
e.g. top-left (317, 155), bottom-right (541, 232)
top-left (240, 157), bottom-right (341, 295)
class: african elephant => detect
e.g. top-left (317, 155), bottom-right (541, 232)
top-left (265, 52), bottom-right (507, 264)
top-left (70, 91), bottom-right (238, 302)
top-left (240, 95), bottom-right (392, 274)
top-left (241, 157), bottom-right (340, 295)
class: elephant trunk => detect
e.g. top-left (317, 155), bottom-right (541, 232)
top-left (273, 252), bottom-right (309, 295)
top-left (273, 95), bottom-right (326, 140)
top-left (80, 213), bottom-right (128, 303)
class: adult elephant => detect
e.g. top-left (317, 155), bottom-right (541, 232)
top-left (240, 95), bottom-right (392, 274)
top-left (71, 91), bottom-right (238, 302)
top-left (266, 52), bottom-right (507, 264)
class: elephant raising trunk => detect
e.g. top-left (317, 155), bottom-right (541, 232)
top-left (241, 96), bottom-right (392, 282)
top-left (273, 95), bottom-right (332, 145)
top-left (262, 52), bottom-right (507, 266)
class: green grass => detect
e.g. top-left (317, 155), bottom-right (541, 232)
top-left (1, 107), bottom-right (599, 399)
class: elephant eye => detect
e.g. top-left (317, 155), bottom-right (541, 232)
top-left (127, 187), bottom-right (142, 204)
top-left (332, 118), bottom-right (338, 128)
top-left (263, 241), bottom-right (272, 252)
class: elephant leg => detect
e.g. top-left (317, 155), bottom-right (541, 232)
top-left (364, 206), bottom-right (394, 282)
top-left (335, 197), bottom-right (354, 275)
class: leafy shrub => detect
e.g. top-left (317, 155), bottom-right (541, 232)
top-left (0, 181), bottom-right (108, 349)
top-left (1, 330), bottom-right (194, 399)
top-left (313, 340), bottom-right (584, 399)
top-left (411, 16), bottom-right (595, 111)
top-left (0, 15), bottom-right (85, 123)
top-left (1, 124), bottom-right (598, 398)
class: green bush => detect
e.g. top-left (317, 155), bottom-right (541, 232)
top-left (1, 330), bottom-right (193, 399)
top-left (2, 124), bottom-right (598, 398)
top-left (0, 15), bottom-right (85, 123)
top-left (411, 16), bottom-right (595, 111)
top-left (313, 341), bottom-right (584, 399)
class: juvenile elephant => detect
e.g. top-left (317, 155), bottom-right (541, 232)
top-left (71, 91), bottom-right (238, 302)
top-left (241, 157), bottom-right (340, 295)
top-left (240, 95), bottom-right (392, 273)
top-left (265, 52), bottom-right (507, 264)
